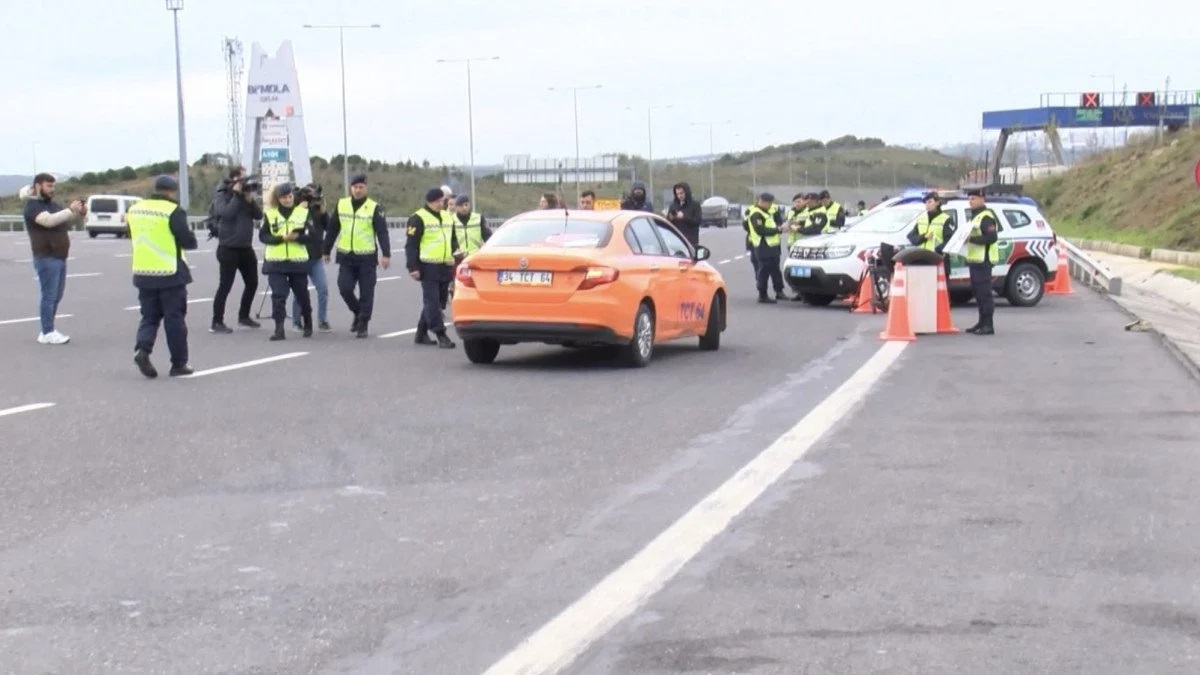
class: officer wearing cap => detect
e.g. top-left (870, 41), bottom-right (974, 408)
top-left (963, 187), bottom-right (999, 335)
top-left (128, 175), bottom-right (198, 379)
top-left (260, 182), bottom-right (315, 341)
top-left (451, 194), bottom-right (489, 259)
top-left (818, 189), bottom-right (846, 233)
top-left (746, 192), bottom-right (786, 303)
top-left (907, 191), bottom-right (956, 285)
top-left (784, 192), bottom-right (810, 248)
top-left (322, 173), bottom-right (390, 338)
top-left (405, 187), bottom-right (459, 348)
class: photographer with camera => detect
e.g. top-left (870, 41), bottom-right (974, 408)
top-left (288, 183), bottom-right (331, 333)
top-left (209, 165), bottom-right (264, 334)
top-left (259, 183), bottom-right (316, 340)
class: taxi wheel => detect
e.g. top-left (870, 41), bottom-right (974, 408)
top-left (698, 293), bottom-right (722, 351)
top-left (622, 302), bottom-right (655, 368)
top-left (463, 338), bottom-right (500, 364)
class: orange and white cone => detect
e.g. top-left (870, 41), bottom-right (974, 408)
top-left (850, 272), bottom-right (875, 313)
top-left (934, 265), bottom-right (959, 333)
top-left (879, 263), bottom-right (916, 342)
top-left (1046, 241), bottom-right (1074, 295)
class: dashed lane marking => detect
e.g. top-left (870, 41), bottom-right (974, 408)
top-left (14, 257), bottom-right (75, 263)
top-left (378, 328), bottom-right (417, 339)
top-left (0, 402), bottom-right (56, 418)
top-left (717, 259), bottom-right (731, 265)
top-left (65, 273), bottom-right (102, 278)
top-left (481, 340), bottom-right (910, 675)
top-left (180, 351), bottom-right (309, 379)
top-left (123, 298), bottom-right (213, 311)
top-left (0, 314), bottom-right (72, 326)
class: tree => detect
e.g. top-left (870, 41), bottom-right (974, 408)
top-left (310, 155), bottom-right (329, 170)
top-left (422, 159), bottom-right (431, 169)
top-left (118, 166), bottom-right (137, 181)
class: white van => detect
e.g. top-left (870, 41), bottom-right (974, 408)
top-left (84, 194), bottom-right (142, 238)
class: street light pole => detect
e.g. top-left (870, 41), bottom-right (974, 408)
top-left (548, 84), bottom-right (602, 205)
top-left (438, 56), bottom-right (499, 209)
top-left (166, 0), bottom-right (189, 208)
top-left (1090, 73), bottom-right (1117, 148)
top-left (691, 120), bottom-right (730, 198)
top-left (625, 104), bottom-right (672, 204)
top-left (304, 22), bottom-right (381, 195)
top-left (31, 141), bottom-right (39, 175)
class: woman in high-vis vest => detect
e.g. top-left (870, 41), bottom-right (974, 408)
top-left (259, 183), bottom-right (316, 340)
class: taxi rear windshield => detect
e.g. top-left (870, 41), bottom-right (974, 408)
top-left (487, 218), bottom-right (612, 248)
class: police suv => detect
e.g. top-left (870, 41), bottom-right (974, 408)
top-left (781, 188), bottom-right (1059, 307)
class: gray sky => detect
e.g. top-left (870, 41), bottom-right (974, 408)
top-left (3, 0), bottom-right (1193, 174)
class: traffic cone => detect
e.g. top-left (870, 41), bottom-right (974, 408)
top-left (1046, 241), bottom-right (1074, 295)
top-left (934, 265), bottom-right (959, 334)
top-left (849, 272), bottom-right (875, 313)
top-left (879, 262), bottom-right (916, 342)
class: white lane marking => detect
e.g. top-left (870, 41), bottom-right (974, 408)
top-left (123, 298), bottom-right (213, 311)
top-left (482, 340), bottom-right (910, 675)
top-left (0, 402), bottom-right (56, 418)
top-left (717, 258), bottom-right (731, 265)
top-left (180, 351), bottom-right (308, 379)
top-left (15, 257), bottom-right (75, 263)
top-left (378, 328), bottom-right (416, 339)
top-left (65, 273), bottom-right (102, 278)
top-left (114, 253), bottom-right (132, 258)
top-left (378, 275), bottom-right (404, 281)
top-left (0, 314), bottom-right (72, 326)
top-left (255, 285), bottom-right (316, 296)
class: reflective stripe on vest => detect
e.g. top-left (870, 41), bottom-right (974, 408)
top-left (263, 205), bottom-right (310, 263)
top-left (746, 205), bottom-right (780, 248)
top-left (335, 197), bottom-right (378, 254)
top-left (455, 211), bottom-right (484, 253)
top-left (965, 209), bottom-right (1000, 264)
top-left (417, 208), bottom-right (454, 264)
top-left (916, 211), bottom-right (950, 251)
top-left (806, 205), bottom-right (829, 233)
top-left (127, 198), bottom-right (180, 276)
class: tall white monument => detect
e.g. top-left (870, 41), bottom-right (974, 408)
top-left (241, 41), bottom-right (312, 196)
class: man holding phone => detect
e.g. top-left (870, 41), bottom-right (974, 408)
top-left (21, 173), bottom-right (85, 345)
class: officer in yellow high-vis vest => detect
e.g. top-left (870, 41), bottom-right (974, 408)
top-left (259, 183), bottom-right (316, 341)
top-left (405, 188), bottom-right (459, 348)
top-left (963, 187), bottom-right (1000, 335)
top-left (906, 191), bottom-right (957, 285)
top-left (746, 192), bottom-right (786, 303)
top-left (818, 189), bottom-right (846, 233)
top-left (451, 194), bottom-right (489, 260)
top-left (321, 173), bottom-right (390, 338)
top-left (128, 175), bottom-right (198, 379)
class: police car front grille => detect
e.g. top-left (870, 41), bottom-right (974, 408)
top-left (792, 247), bottom-right (828, 259)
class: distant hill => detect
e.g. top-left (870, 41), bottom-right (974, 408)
top-left (0, 175), bottom-right (31, 196)
top-left (1027, 127), bottom-right (1200, 250)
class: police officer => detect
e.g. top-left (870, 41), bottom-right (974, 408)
top-left (128, 175), bottom-right (198, 379)
top-left (906, 191), bottom-right (956, 280)
top-left (260, 183), bottom-right (315, 341)
top-left (322, 173), bottom-right (389, 338)
top-left (406, 187), bottom-right (458, 349)
top-left (451, 195), bottom-right (489, 258)
top-left (746, 192), bottom-right (786, 303)
top-left (856, 200), bottom-right (868, 216)
top-left (963, 187), bottom-right (999, 335)
top-left (784, 192), bottom-right (810, 248)
top-left (818, 189), bottom-right (846, 233)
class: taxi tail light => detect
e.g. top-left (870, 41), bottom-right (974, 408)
top-left (577, 265), bottom-right (619, 290)
top-left (455, 262), bottom-right (475, 287)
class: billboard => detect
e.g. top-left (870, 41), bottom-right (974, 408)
top-left (241, 41), bottom-right (311, 187)
top-left (502, 154), bottom-right (620, 184)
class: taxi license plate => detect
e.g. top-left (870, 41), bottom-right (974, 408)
top-left (787, 266), bottom-right (811, 278)
top-left (498, 270), bottom-right (553, 286)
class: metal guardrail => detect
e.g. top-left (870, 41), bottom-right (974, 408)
top-left (1061, 237), bottom-right (1122, 296)
top-left (0, 214), bottom-right (501, 233)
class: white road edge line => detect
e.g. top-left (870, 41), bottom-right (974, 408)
top-left (181, 351), bottom-right (308, 379)
top-left (0, 402), bottom-right (56, 418)
top-left (378, 328), bottom-right (416, 339)
top-left (122, 298), bottom-right (213, 311)
top-left (0, 314), bottom-right (72, 326)
top-left (717, 258), bottom-right (731, 265)
top-left (481, 340), bottom-right (910, 675)
top-left (66, 273), bottom-right (102, 278)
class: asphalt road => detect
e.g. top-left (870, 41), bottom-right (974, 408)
top-left (1, 226), bottom-right (1199, 674)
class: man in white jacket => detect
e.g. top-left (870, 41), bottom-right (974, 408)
top-left (21, 174), bottom-right (85, 344)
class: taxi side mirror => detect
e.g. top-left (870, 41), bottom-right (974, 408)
top-left (694, 245), bottom-right (711, 261)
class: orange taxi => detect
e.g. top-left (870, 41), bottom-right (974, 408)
top-left (451, 209), bottom-right (728, 367)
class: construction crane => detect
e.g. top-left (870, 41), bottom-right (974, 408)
top-left (223, 37), bottom-right (243, 164)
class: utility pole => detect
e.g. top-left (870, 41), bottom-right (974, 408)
top-left (439, 56), bottom-right (499, 210)
top-left (166, 0), bottom-right (189, 208)
top-left (691, 120), bottom-right (730, 198)
top-left (549, 84), bottom-right (602, 205)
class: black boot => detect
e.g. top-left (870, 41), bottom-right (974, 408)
top-left (134, 350), bottom-right (157, 379)
top-left (350, 315), bottom-right (360, 333)
top-left (974, 315), bottom-right (995, 335)
top-left (270, 321), bottom-right (286, 341)
top-left (302, 313), bottom-right (313, 338)
top-left (414, 330), bottom-right (436, 346)
top-left (435, 331), bottom-right (456, 349)
top-left (169, 364), bottom-right (194, 377)
top-left (356, 320), bottom-right (369, 339)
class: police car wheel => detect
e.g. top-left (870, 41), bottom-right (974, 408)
top-left (622, 302), bottom-right (655, 368)
top-left (1005, 262), bottom-right (1045, 307)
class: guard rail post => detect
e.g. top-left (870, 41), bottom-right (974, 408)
top-left (1060, 237), bottom-right (1123, 296)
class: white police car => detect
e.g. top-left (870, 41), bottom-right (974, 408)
top-left (782, 191), bottom-right (1060, 307)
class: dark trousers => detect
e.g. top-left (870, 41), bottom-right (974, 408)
top-left (418, 263), bottom-right (453, 335)
top-left (136, 284), bottom-right (189, 366)
top-left (268, 272), bottom-right (311, 323)
top-left (755, 246), bottom-right (783, 296)
top-left (212, 245), bottom-right (258, 322)
top-left (969, 263), bottom-right (994, 323)
top-left (749, 244), bottom-right (760, 282)
top-left (337, 261), bottom-right (378, 323)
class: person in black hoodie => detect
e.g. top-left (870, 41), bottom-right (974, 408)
top-left (620, 180), bottom-right (654, 212)
top-left (665, 182), bottom-right (702, 247)
top-left (210, 166), bottom-right (264, 333)
top-left (259, 183), bottom-right (315, 341)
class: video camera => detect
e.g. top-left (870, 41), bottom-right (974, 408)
top-left (296, 183), bottom-right (323, 205)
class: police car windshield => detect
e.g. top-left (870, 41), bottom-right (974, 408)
top-left (850, 205), bottom-right (923, 233)
top-left (487, 217), bottom-right (613, 248)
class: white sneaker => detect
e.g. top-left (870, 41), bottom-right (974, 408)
top-left (37, 331), bottom-right (70, 345)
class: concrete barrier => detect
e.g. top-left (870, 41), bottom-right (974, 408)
top-left (1072, 238), bottom-right (1151, 259)
top-left (1150, 248), bottom-right (1200, 267)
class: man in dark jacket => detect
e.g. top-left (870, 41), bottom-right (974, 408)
top-left (21, 173), bottom-right (85, 345)
top-left (209, 166), bottom-right (264, 333)
top-left (665, 182), bottom-right (702, 247)
top-left (128, 176), bottom-right (198, 379)
top-left (620, 180), bottom-right (654, 212)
